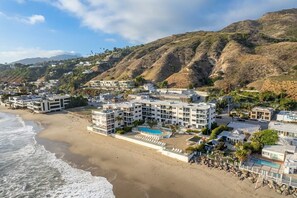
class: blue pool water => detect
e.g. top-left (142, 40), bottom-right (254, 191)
top-left (251, 158), bottom-right (280, 169)
top-left (138, 127), bottom-right (162, 135)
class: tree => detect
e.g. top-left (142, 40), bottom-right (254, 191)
top-left (188, 84), bottom-right (194, 89)
top-left (211, 122), bottom-right (218, 130)
top-left (147, 120), bottom-right (157, 128)
top-left (66, 96), bottom-right (88, 108)
top-left (201, 127), bottom-right (209, 135)
top-left (134, 76), bottom-right (146, 86)
top-left (279, 98), bottom-right (297, 111)
top-left (185, 143), bottom-right (205, 154)
top-left (209, 125), bottom-right (228, 140)
top-left (115, 116), bottom-right (123, 122)
top-left (235, 142), bottom-right (251, 163)
top-left (132, 120), bottom-right (144, 127)
top-left (157, 81), bottom-right (168, 88)
top-left (250, 141), bottom-right (262, 153)
top-left (251, 129), bottom-right (278, 147)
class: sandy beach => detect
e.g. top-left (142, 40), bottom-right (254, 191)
top-left (0, 106), bottom-right (282, 198)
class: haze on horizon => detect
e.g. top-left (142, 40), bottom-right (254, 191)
top-left (0, 0), bottom-right (296, 63)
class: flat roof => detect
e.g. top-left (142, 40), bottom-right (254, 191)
top-left (285, 153), bottom-right (297, 162)
top-left (227, 122), bottom-right (261, 133)
top-left (252, 106), bottom-right (274, 112)
top-left (269, 121), bottom-right (297, 134)
top-left (278, 111), bottom-right (297, 115)
top-left (263, 144), bottom-right (296, 154)
top-left (103, 101), bottom-right (142, 109)
top-left (133, 99), bottom-right (215, 110)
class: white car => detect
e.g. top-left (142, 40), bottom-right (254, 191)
top-left (258, 119), bottom-right (268, 123)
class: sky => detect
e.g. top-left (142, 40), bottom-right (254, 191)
top-left (0, 0), bottom-right (296, 63)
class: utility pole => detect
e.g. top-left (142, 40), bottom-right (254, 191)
top-left (227, 96), bottom-right (230, 115)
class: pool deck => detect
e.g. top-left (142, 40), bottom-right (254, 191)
top-left (243, 156), bottom-right (284, 175)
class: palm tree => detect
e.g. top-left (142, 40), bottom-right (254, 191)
top-left (235, 142), bottom-right (251, 163)
top-left (115, 116), bottom-right (123, 123)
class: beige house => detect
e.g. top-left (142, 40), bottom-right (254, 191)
top-left (249, 107), bottom-right (274, 121)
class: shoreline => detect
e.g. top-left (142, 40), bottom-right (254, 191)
top-left (0, 106), bottom-right (282, 198)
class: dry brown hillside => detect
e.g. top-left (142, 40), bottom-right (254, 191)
top-left (92, 8), bottom-right (297, 90)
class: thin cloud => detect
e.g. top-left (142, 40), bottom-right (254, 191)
top-left (104, 38), bottom-right (116, 43)
top-left (44, 0), bottom-right (296, 43)
top-left (23, 15), bottom-right (45, 25)
top-left (0, 12), bottom-right (45, 25)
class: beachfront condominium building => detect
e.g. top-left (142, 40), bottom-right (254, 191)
top-left (91, 110), bottom-right (116, 135)
top-left (9, 95), bottom-right (43, 109)
top-left (276, 111), bottom-right (297, 123)
top-left (90, 100), bottom-right (216, 134)
top-left (103, 102), bottom-right (143, 126)
top-left (27, 95), bottom-right (71, 113)
top-left (89, 80), bottom-right (135, 90)
top-left (91, 102), bottom-right (143, 135)
top-left (138, 99), bottom-right (216, 129)
top-left (249, 107), bottom-right (274, 121)
top-left (269, 121), bottom-right (297, 146)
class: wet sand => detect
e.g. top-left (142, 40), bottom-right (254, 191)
top-left (0, 106), bottom-right (282, 198)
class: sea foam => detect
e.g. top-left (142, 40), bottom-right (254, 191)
top-left (0, 112), bottom-right (115, 198)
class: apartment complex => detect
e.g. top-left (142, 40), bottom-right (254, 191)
top-left (139, 99), bottom-right (215, 129)
top-left (89, 80), bottom-right (135, 90)
top-left (90, 100), bottom-right (216, 135)
top-left (9, 95), bottom-right (43, 108)
top-left (249, 107), bottom-right (274, 121)
top-left (91, 102), bottom-right (143, 135)
top-left (27, 95), bottom-right (71, 113)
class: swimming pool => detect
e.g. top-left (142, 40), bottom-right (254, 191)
top-left (251, 158), bottom-right (280, 169)
top-left (138, 127), bottom-right (162, 135)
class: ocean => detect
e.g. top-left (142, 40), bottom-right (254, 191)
top-left (0, 112), bottom-right (115, 198)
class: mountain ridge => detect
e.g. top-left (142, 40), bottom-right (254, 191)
top-left (12, 54), bottom-right (81, 65)
top-left (91, 8), bottom-right (297, 91)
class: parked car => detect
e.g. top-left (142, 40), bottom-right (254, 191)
top-left (258, 119), bottom-right (268, 123)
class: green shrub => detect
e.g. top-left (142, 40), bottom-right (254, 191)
top-left (123, 126), bottom-right (132, 133)
top-left (116, 129), bottom-right (125, 134)
top-left (251, 129), bottom-right (278, 147)
top-left (186, 129), bottom-right (200, 133)
top-left (211, 122), bottom-right (218, 130)
top-left (201, 127), bottom-right (209, 135)
top-left (209, 125), bottom-right (228, 140)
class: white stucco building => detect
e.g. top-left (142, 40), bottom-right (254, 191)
top-left (90, 102), bottom-right (143, 135)
top-left (262, 144), bottom-right (296, 162)
top-left (27, 95), bottom-right (71, 113)
top-left (277, 111), bottom-right (297, 123)
top-left (89, 80), bottom-right (135, 90)
top-left (89, 100), bottom-right (216, 135)
top-left (139, 99), bottom-right (215, 129)
top-left (9, 95), bottom-right (43, 109)
top-left (269, 121), bottom-right (297, 146)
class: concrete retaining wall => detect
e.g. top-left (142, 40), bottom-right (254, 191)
top-left (159, 150), bottom-right (189, 162)
top-left (112, 134), bottom-right (190, 162)
top-left (112, 134), bottom-right (163, 150)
